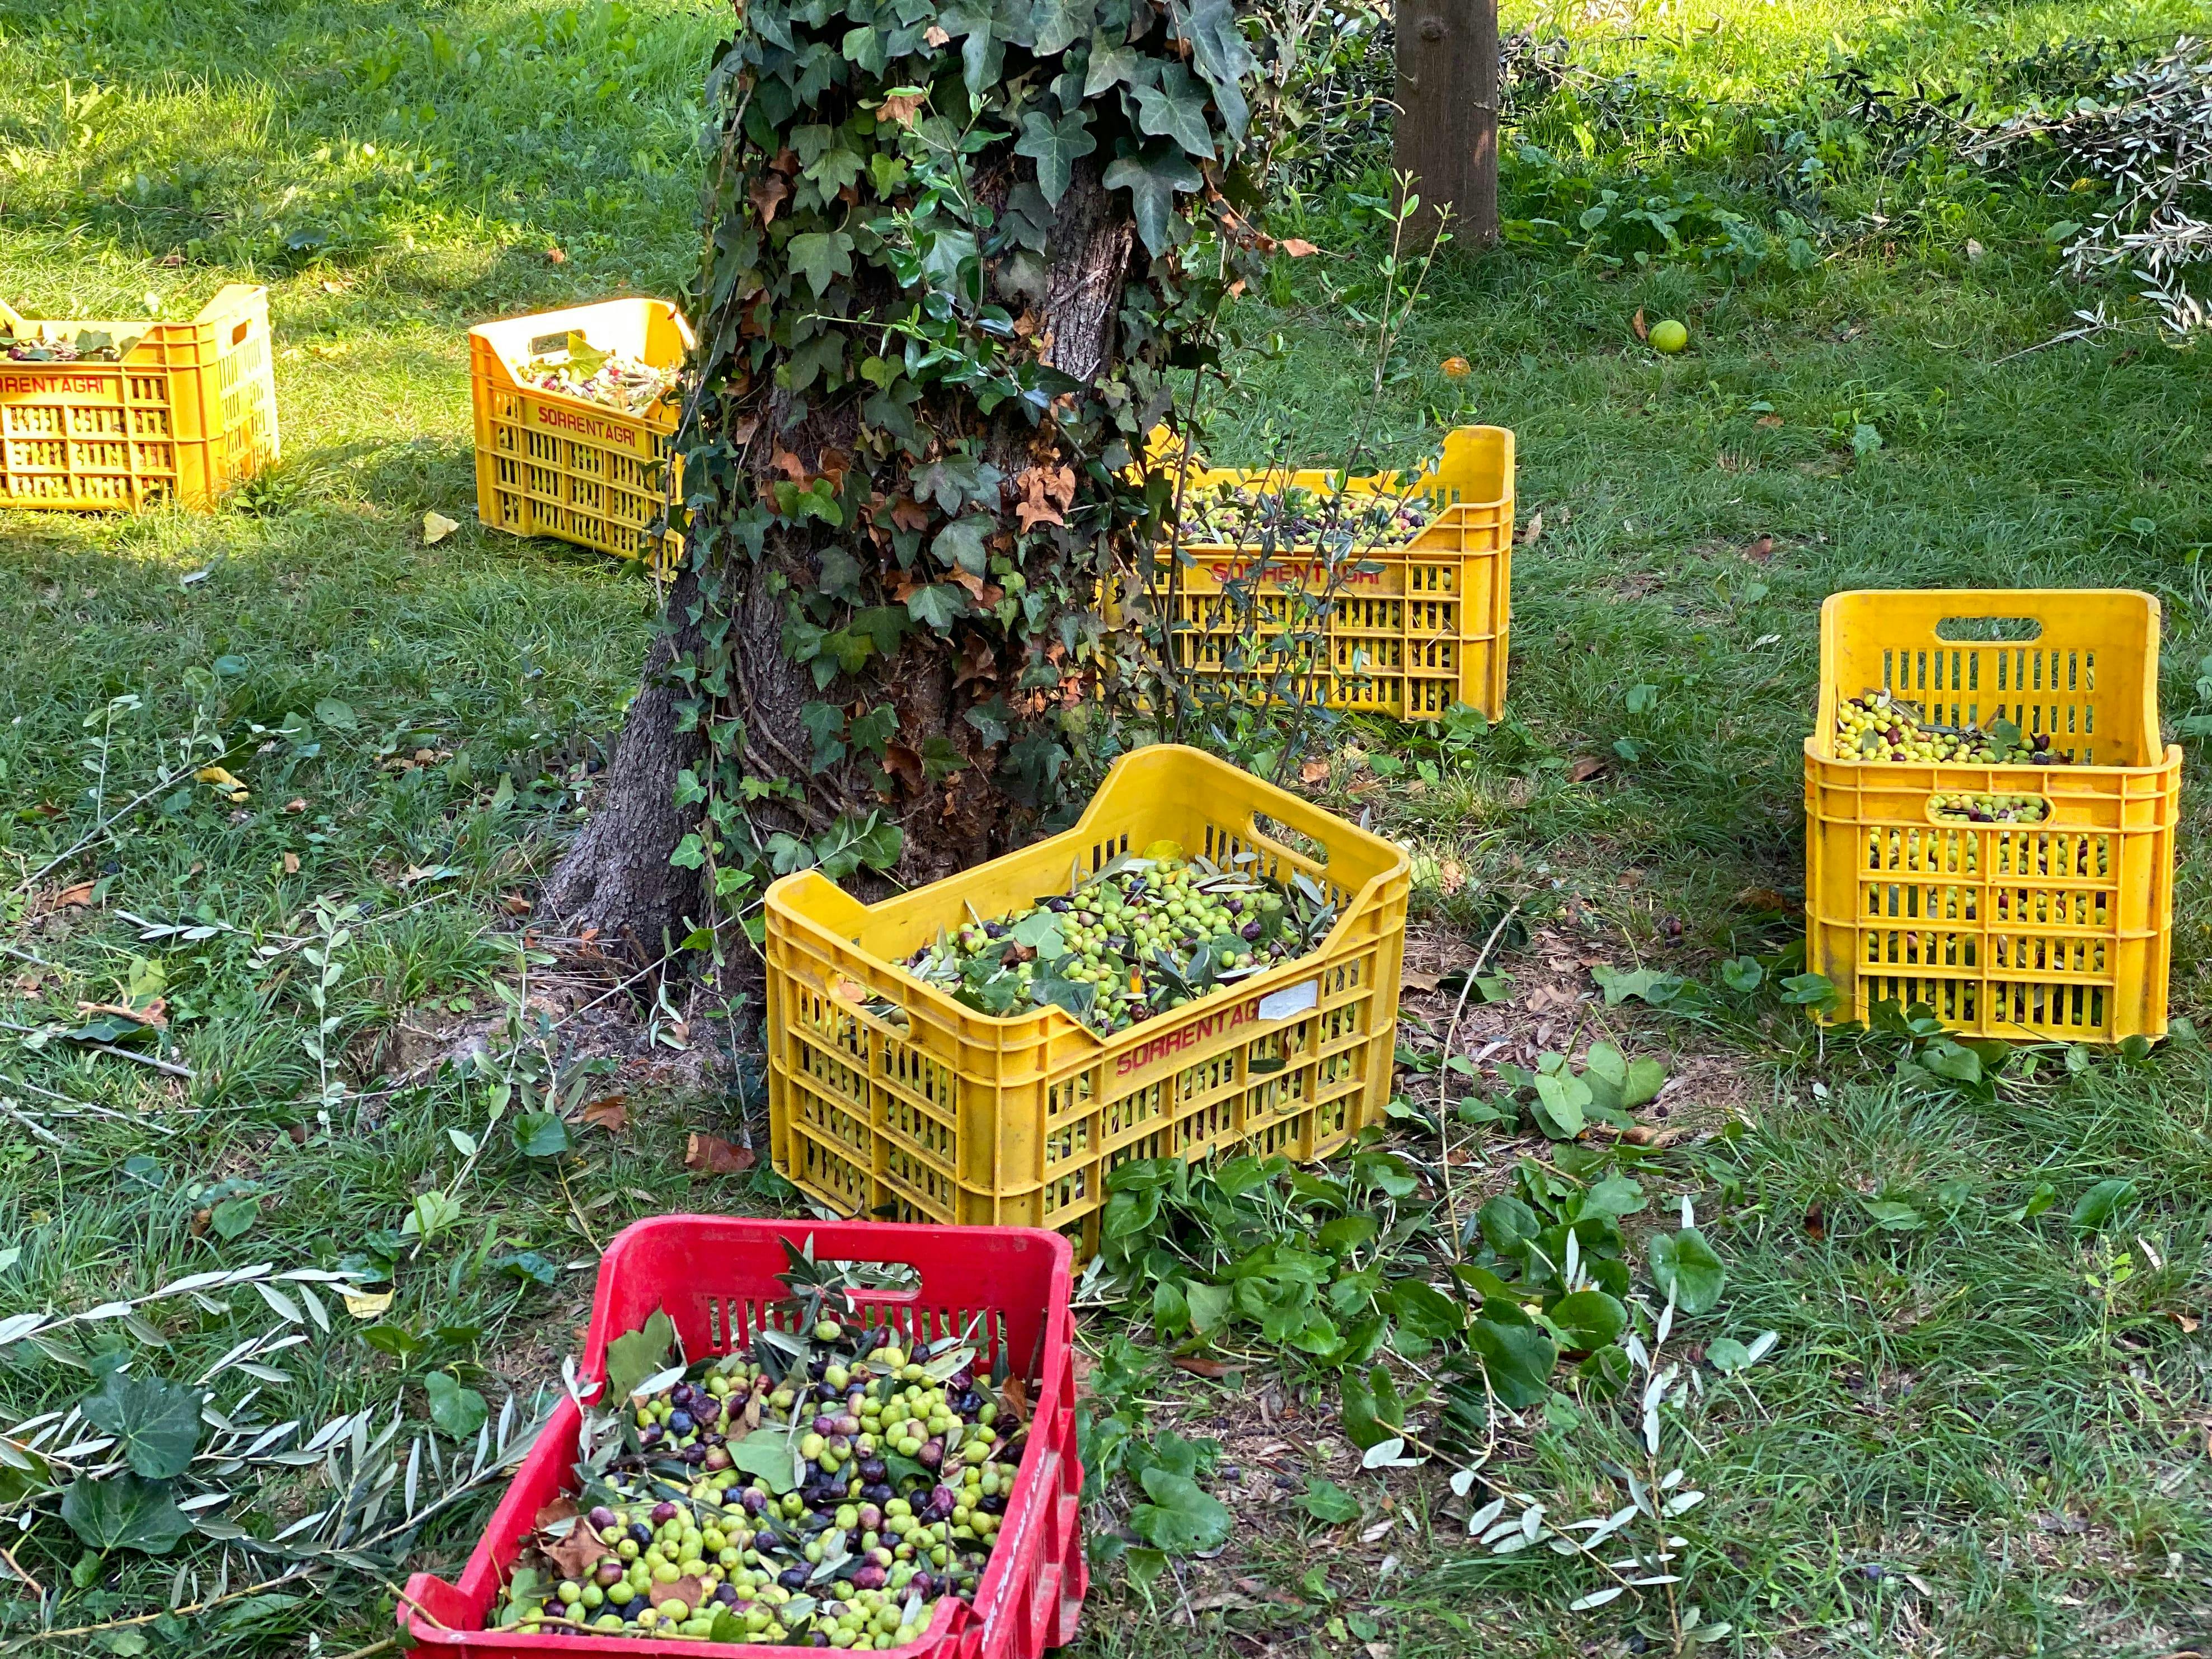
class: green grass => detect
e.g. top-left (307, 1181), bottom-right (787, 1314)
top-left (5, 0), bottom-right (2212, 1653)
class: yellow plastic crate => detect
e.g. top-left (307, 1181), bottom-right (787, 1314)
top-left (1144, 425), bottom-right (1513, 721)
top-left (0, 285), bottom-right (278, 511)
top-left (765, 745), bottom-right (1411, 1256)
top-left (1805, 590), bottom-right (2181, 1044)
top-left (470, 298), bottom-right (691, 566)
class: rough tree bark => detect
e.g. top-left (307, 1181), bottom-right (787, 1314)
top-left (544, 161), bottom-right (1140, 956)
top-left (1394, 0), bottom-right (1499, 246)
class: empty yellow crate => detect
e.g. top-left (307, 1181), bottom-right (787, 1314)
top-left (1142, 425), bottom-right (1513, 721)
top-left (765, 745), bottom-right (1411, 1257)
top-left (1805, 590), bottom-right (2180, 1043)
top-left (1, 285), bottom-right (278, 511)
top-left (470, 298), bottom-right (690, 566)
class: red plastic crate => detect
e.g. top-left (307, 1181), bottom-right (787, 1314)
top-left (398, 1218), bottom-right (1084, 1659)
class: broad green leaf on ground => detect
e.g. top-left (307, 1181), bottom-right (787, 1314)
top-left (1548, 1289), bottom-right (1628, 1352)
top-left (1339, 1366), bottom-right (1404, 1450)
top-left (1477, 1193), bottom-right (1539, 1253)
top-left (1592, 965), bottom-right (1686, 1006)
top-left (1583, 1174), bottom-right (1648, 1218)
top-left (425, 1372), bottom-right (489, 1437)
top-left (604, 1310), bottom-right (679, 1404)
top-left (513, 1111), bottom-right (572, 1158)
top-left (1467, 1314), bottom-right (1557, 1408)
top-left (1388, 1279), bottom-right (1465, 1341)
top-left (729, 1427), bottom-right (802, 1494)
top-left (1860, 1198), bottom-right (1925, 1231)
top-left (1131, 1466), bottom-right (1231, 1553)
top-left (1530, 1071), bottom-right (1589, 1139)
top-left (61, 1473), bottom-right (194, 1554)
top-left (1183, 1280), bottom-right (1233, 1334)
top-left (1650, 1228), bottom-right (1725, 1314)
top-left (81, 1370), bottom-right (202, 1479)
top-left (1297, 1475), bottom-right (1361, 1524)
top-left (2072, 1178), bottom-right (2138, 1235)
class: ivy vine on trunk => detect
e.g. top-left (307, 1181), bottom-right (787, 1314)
top-left (543, 0), bottom-right (1277, 967)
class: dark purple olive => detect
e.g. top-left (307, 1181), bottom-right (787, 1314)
top-left (542, 1601), bottom-right (566, 1618)
top-left (809, 1357), bottom-right (829, 1380)
top-left (637, 1423), bottom-right (663, 1446)
top-left (651, 1501), bottom-right (679, 1524)
top-left (1225, 896), bottom-right (1243, 915)
top-left (862, 1482), bottom-right (893, 1505)
top-left (856, 1503), bottom-right (882, 1532)
top-left (587, 1505), bottom-right (617, 1530)
top-left (813, 1413), bottom-right (838, 1436)
top-left (628, 1521), bottom-right (654, 1545)
top-left (1044, 897), bottom-right (1070, 913)
top-left (681, 1444), bottom-right (706, 1466)
top-left (979, 1493), bottom-right (1007, 1515)
top-left (983, 921), bottom-right (1007, 938)
top-left (917, 1439), bottom-right (942, 1469)
top-left (668, 1409), bottom-right (695, 1436)
top-left (852, 1564), bottom-right (887, 1591)
top-left (741, 1487), bottom-right (769, 1515)
top-left (779, 1567), bottom-right (810, 1590)
top-left (715, 1582), bottom-right (741, 1607)
top-left (596, 1561), bottom-right (626, 1587)
top-left (858, 1458), bottom-right (887, 1484)
top-left (1241, 919), bottom-right (1263, 940)
top-left (814, 1381), bottom-right (839, 1403)
top-left (810, 1635), bottom-right (832, 1649)
top-left (923, 1486), bottom-right (956, 1521)
top-left (947, 1369), bottom-right (973, 1392)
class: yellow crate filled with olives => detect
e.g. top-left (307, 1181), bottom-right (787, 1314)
top-left (1804, 590), bottom-right (2181, 1043)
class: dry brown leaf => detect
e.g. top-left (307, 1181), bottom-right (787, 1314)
top-left (999, 1375), bottom-right (1031, 1427)
top-left (1400, 969), bottom-right (1441, 994)
top-left (545, 247), bottom-right (567, 265)
top-left (2170, 1310), bottom-right (2200, 1334)
top-left (1620, 1125), bottom-right (1692, 1148)
top-left (685, 1132), bottom-right (755, 1176)
top-left (282, 852), bottom-right (300, 875)
top-left (501, 892), bottom-right (533, 916)
top-left (889, 495), bottom-right (929, 533)
top-left (1755, 412), bottom-right (1783, 429)
top-left (1743, 533), bottom-right (1775, 563)
top-left (1567, 756), bottom-right (1607, 783)
top-left (1736, 886), bottom-right (1795, 913)
top-left (1299, 756), bottom-right (1330, 786)
top-left (57, 881), bottom-right (96, 908)
top-left (1631, 308), bottom-right (1649, 342)
top-left (283, 797), bottom-right (307, 814)
top-left (1439, 355), bottom-right (1471, 378)
top-left (750, 173), bottom-right (790, 225)
top-left (1518, 510), bottom-right (1542, 547)
top-left (77, 999), bottom-right (167, 1030)
top-left (581, 1094), bottom-right (630, 1134)
top-left (1280, 238), bottom-right (1321, 257)
top-left (1802, 1202), bottom-right (1826, 1240)
top-left (535, 1496), bottom-right (580, 1530)
top-left (422, 510), bottom-right (459, 546)
top-left (1172, 1355), bottom-right (1233, 1379)
top-left (878, 92), bottom-right (926, 128)
top-left (924, 23), bottom-right (949, 44)
top-left (540, 1520), bottom-right (602, 1579)
top-left (1438, 858), bottom-right (1466, 895)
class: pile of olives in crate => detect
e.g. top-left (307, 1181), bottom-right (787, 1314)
top-left (898, 843), bottom-right (1339, 1035)
top-left (1832, 691), bottom-right (2068, 765)
top-left (4, 327), bottom-right (135, 363)
top-left (1174, 482), bottom-right (1433, 549)
top-left (1930, 791), bottom-right (2050, 824)
top-left (525, 340), bottom-right (682, 416)
top-left (497, 1313), bottom-right (1023, 1647)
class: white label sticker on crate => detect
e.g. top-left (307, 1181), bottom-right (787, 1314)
top-left (1258, 979), bottom-right (1319, 1022)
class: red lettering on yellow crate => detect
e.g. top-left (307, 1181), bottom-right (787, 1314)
top-left (1113, 995), bottom-right (1264, 1077)
top-left (1, 373), bottom-right (113, 398)
top-left (1206, 558), bottom-right (1384, 588)
top-left (533, 402), bottom-right (644, 448)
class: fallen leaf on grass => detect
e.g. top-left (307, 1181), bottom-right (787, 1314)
top-left (1172, 1355), bottom-right (1234, 1379)
top-left (581, 1094), bottom-right (630, 1134)
top-left (1743, 534), bottom-right (1775, 563)
top-left (685, 1133), bottom-right (754, 1175)
top-left (398, 864), bottom-right (461, 886)
top-left (1631, 308), bottom-right (1649, 342)
top-left (1518, 511), bottom-right (1542, 547)
top-left (422, 511), bottom-right (460, 545)
top-left (545, 247), bottom-right (568, 265)
top-left (1802, 1204), bottom-right (1826, 1240)
top-left (1755, 413), bottom-right (1783, 429)
top-left (283, 852), bottom-right (300, 875)
top-left (501, 892), bottom-right (533, 916)
top-left (1736, 886), bottom-right (1795, 913)
top-left (344, 1290), bottom-right (395, 1320)
top-left (1619, 1124), bottom-right (1692, 1148)
top-left (2170, 1310), bottom-right (2200, 1333)
top-left (196, 765), bottom-right (248, 802)
top-left (1299, 757), bottom-right (1330, 786)
top-left (1400, 969), bottom-right (1441, 994)
top-left (77, 999), bottom-right (167, 1030)
top-left (283, 798), bottom-right (307, 814)
top-left (56, 882), bottom-right (96, 908)
top-left (1567, 756), bottom-right (1607, 783)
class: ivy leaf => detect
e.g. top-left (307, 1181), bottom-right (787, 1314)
top-left (1102, 147), bottom-right (1201, 255)
top-left (60, 1473), bottom-right (194, 1555)
top-left (932, 516), bottom-right (992, 576)
top-left (787, 231), bottom-right (856, 297)
top-left (1083, 34), bottom-right (1147, 96)
top-left (728, 1427), bottom-right (802, 1494)
top-left (1016, 109), bottom-right (1096, 206)
top-left (1026, 0), bottom-right (1096, 58)
top-left (1132, 64), bottom-right (1215, 159)
top-left (906, 584), bottom-right (971, 629)
top-left (1130, 1467), bottom-right (1231, 1553)
top-left (603, 1310), bottom-right (678, 1405)
top-left (1181, 0), bottom-right (1256, 139)
top-left (81, 1371), bottom-right (202, 1480)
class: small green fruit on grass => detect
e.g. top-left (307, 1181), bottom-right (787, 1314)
top-left (1649, 319), bottom-right (1689, 354)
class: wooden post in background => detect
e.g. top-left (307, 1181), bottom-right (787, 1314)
top-left (1393, 0), bottom-right (1498, 248)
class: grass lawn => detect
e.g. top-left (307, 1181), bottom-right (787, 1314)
top-left (3, 0), bottom-right (2212, 1654)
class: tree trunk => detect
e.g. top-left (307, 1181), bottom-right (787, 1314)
top-left (544, 158), bottom-right (1140, 960)
top-left (1394, 0), bottom-right (1499, 247)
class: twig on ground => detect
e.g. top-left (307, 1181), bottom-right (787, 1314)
top-left (0, 1018), bottom-right (192, 1079)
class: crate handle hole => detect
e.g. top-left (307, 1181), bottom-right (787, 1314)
top-left (232, 321), bottom-right (250, 346)
top-left (1934, 615), bottom-right (2043, 642)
